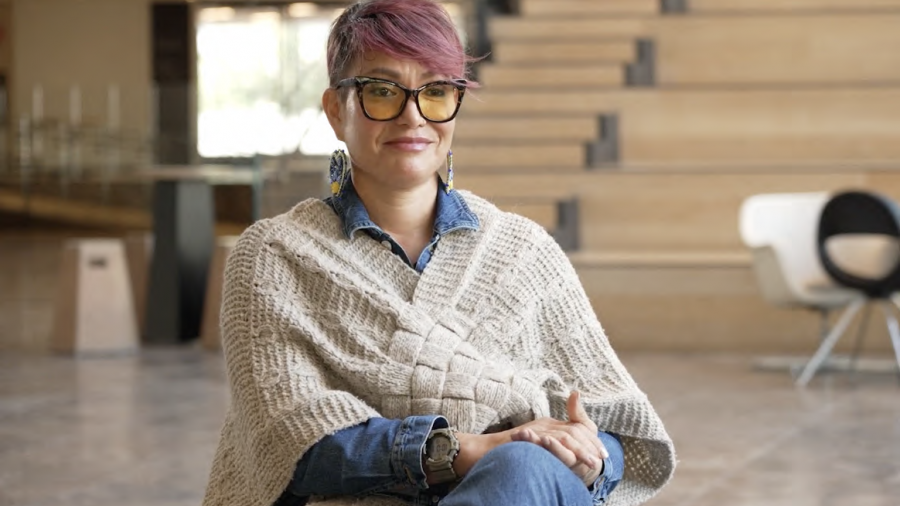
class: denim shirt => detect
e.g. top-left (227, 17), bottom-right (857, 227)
top-left (325, 176), bottom-right (480, 273)
top-left (275, 179), bottom-right (624, 505)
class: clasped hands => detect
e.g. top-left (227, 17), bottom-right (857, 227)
top-left (509, 391), bottom-right (609, 487)
top-left (451, 391), bottom-right (609, 488)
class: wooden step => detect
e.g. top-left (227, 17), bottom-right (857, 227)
top-left (479, 64), bottom-right (624, 89)
top-left (455, 116), bottom-right (599, 142)
top-left (452, 142), bottom-right (586, 170)
top-left (491, 41), bottom-right (637, 65)
top-left (654, 14), bottom-right (900, 85)
top-left (572, 257), bottom-right (895, 353)
top-left (521, 0), bottom-right (659, 16)
top-left (689, 0), bottom-right (900, 12)
top-left (490, 17), bottom-right (651, 41)
top-left (495, 200), bottom-right (559, 230)
top-left (456, 169), bottom-right (900, 252)
top-left (464, 87), bottom-right (900, 163)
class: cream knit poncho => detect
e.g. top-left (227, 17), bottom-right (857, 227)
top-left (202, 191), bottom-right (676, 506)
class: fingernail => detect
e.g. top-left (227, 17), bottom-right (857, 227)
top-left (601, 449), bottom-right (610, 459)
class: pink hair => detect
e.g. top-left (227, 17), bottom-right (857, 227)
top-left (327, 0), bottom-right (479, 86)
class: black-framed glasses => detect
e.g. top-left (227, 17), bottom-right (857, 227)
top-left (335, 76), bottom-right (467, 123)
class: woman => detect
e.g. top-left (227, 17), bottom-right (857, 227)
top-left (202, 1), bottom-right (675, 505)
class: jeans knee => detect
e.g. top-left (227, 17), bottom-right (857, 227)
top-left (482, 441), bottom-right (551, 466)
top-left (463, 442), bottom-right (590, 506)
top-left (481, 442), bottom-right (580, 483)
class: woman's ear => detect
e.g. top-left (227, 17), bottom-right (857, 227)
top-left (322, 88), bottom-right (346, 142)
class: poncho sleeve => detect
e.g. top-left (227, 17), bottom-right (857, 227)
top-left (213, 221), bottom-right (383, 506)
top-left (528, 234), bottom-right (677, 506)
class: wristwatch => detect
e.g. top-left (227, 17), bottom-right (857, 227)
top-left (424, 427), bottom-right (460, 484)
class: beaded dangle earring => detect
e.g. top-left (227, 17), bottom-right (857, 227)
top-left (329, 149), bottom-right (351, 197)
top-left (446, 150), bottom-right (454, 194)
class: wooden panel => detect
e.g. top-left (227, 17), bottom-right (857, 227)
top-left (201, 236), bottom-right (239, 351)
top-left (617, 88), bottom-right (900, 163)
top-left (464, 89), bottom-right (616, 114)
top-left (491, 41), bottom-right (636, 65)
top-left (124, 233), bottom-right (152, 338)
top-left (583, 275), bottom-right (894, 354)
top-left (497, 201), bottom-right (558, 230)
top-left (455, 116), bottom-right (599, 142)
top-left (456, 170), bottom-right (900, 252)
top-left (0, 188), bottom-right (151, 229)
top-left (689, 0), bottom-right (900, 12)
top-left (490, 18), bottom-right (651, 41)
top-left (575, 172), bottom-right (870, 252)
top-left (655, 15), bottom-right (900, 85)
top-left (521, 0), bottom-right (659, 16)
top-left (479, 64), bottom-right (623, 89)
top-left (464, 88), bottom-right (900, 163)
top-left (452, 142), bottom-right (585, 170)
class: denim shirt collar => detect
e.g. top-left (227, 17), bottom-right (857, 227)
top-left (329, 176), bottom-right (480, 240)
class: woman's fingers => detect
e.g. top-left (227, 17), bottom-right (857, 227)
top-left (550, 423), bottom-right (606, 462)
top-left (567, 391), bottom-right (597, 431)
top-left (510, 428), bottom-right (541, 445)
top-left (544, 433), bottom-right (601, 470)
top-left (541, 435), bottom-right (580, 468)
top-left (567, 391), bottom-right (608, 459)
top-left (567, 420), bottom-right (609, 459)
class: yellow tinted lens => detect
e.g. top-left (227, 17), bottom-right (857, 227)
top-left (361, 82), bottom-right (405, 120)
top-left (419, 84), bottom-right (459, 121)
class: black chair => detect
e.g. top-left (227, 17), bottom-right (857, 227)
top-left (796, 191), bottom-right (900, 386)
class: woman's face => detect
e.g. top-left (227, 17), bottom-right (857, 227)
top-left (323, 52), bottom-right (456, 191)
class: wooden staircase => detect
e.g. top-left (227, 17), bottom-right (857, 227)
top-left (452, 0), bottom-right (900, 353)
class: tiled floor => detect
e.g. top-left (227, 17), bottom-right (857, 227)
top-left (1, 348), bottom-right (898, 506)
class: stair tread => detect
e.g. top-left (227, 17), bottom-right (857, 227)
top-left (569, 250), bottom-right (752, 267)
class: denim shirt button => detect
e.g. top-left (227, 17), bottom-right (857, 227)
top-left (431, 496), bottom-right (440, 504)
top-left (381, 240), bottom-right (392, 250)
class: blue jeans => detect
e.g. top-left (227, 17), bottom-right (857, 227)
top-left (440, 441), bottom-right (623, 506)
top-left (280, 417), bottom-right (624, 506)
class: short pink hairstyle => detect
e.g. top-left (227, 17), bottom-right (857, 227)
top-left (327, 0), bottom-right (478, 86)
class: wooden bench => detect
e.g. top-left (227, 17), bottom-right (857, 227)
top-left (520, 0), bottom-right (659, 16)
top-left (462, 88), bottom-right (900, 164)
top-left (479, 64), bottom-right (624, 89)
top-left (490, 18), bottom-right (652, 41)
top-left (455, 116), bottom-right (599, 142)
top-left (688, 0), bottom-right (900, 12)
top-left (490, 41), bottom-right (637, 65)
top-left (653, 14), bottom-right (900, 85)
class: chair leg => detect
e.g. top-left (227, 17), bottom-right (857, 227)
top-left (796, 299), bottom-right (866, 387)
top-left (878, 301), bottom-right (900, 383)
top-left (848, 303), bottom-right (873, 376)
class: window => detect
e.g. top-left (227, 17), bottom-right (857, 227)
top-left (197, 3), bottom-right (466, 159)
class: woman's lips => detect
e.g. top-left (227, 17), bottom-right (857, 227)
top-left (384, 137), bottom-right (433, 152)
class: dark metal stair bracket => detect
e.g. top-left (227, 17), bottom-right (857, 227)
top-left (626, 39), bottom-right (656, 87)
top-left (552, 198), bottom-right (581, 253)
top-left (661, 0), bottom-right (689, 14)
top-left (586, 114), bottom-right (620, 168)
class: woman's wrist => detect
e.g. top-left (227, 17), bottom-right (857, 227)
top-left (452, 431), bottom-right (508, 477)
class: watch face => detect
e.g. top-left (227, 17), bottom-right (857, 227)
top-left (427, 435), bottom-right (451, 458)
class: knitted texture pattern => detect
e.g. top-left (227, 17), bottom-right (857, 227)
top-left (202, 191), bottom-right (676, 506)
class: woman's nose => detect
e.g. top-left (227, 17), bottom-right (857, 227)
top-left (396, 93), bottom-right (426, 126)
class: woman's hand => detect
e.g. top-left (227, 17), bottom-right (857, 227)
top-left (509, 391), bottom-right (608, 486)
